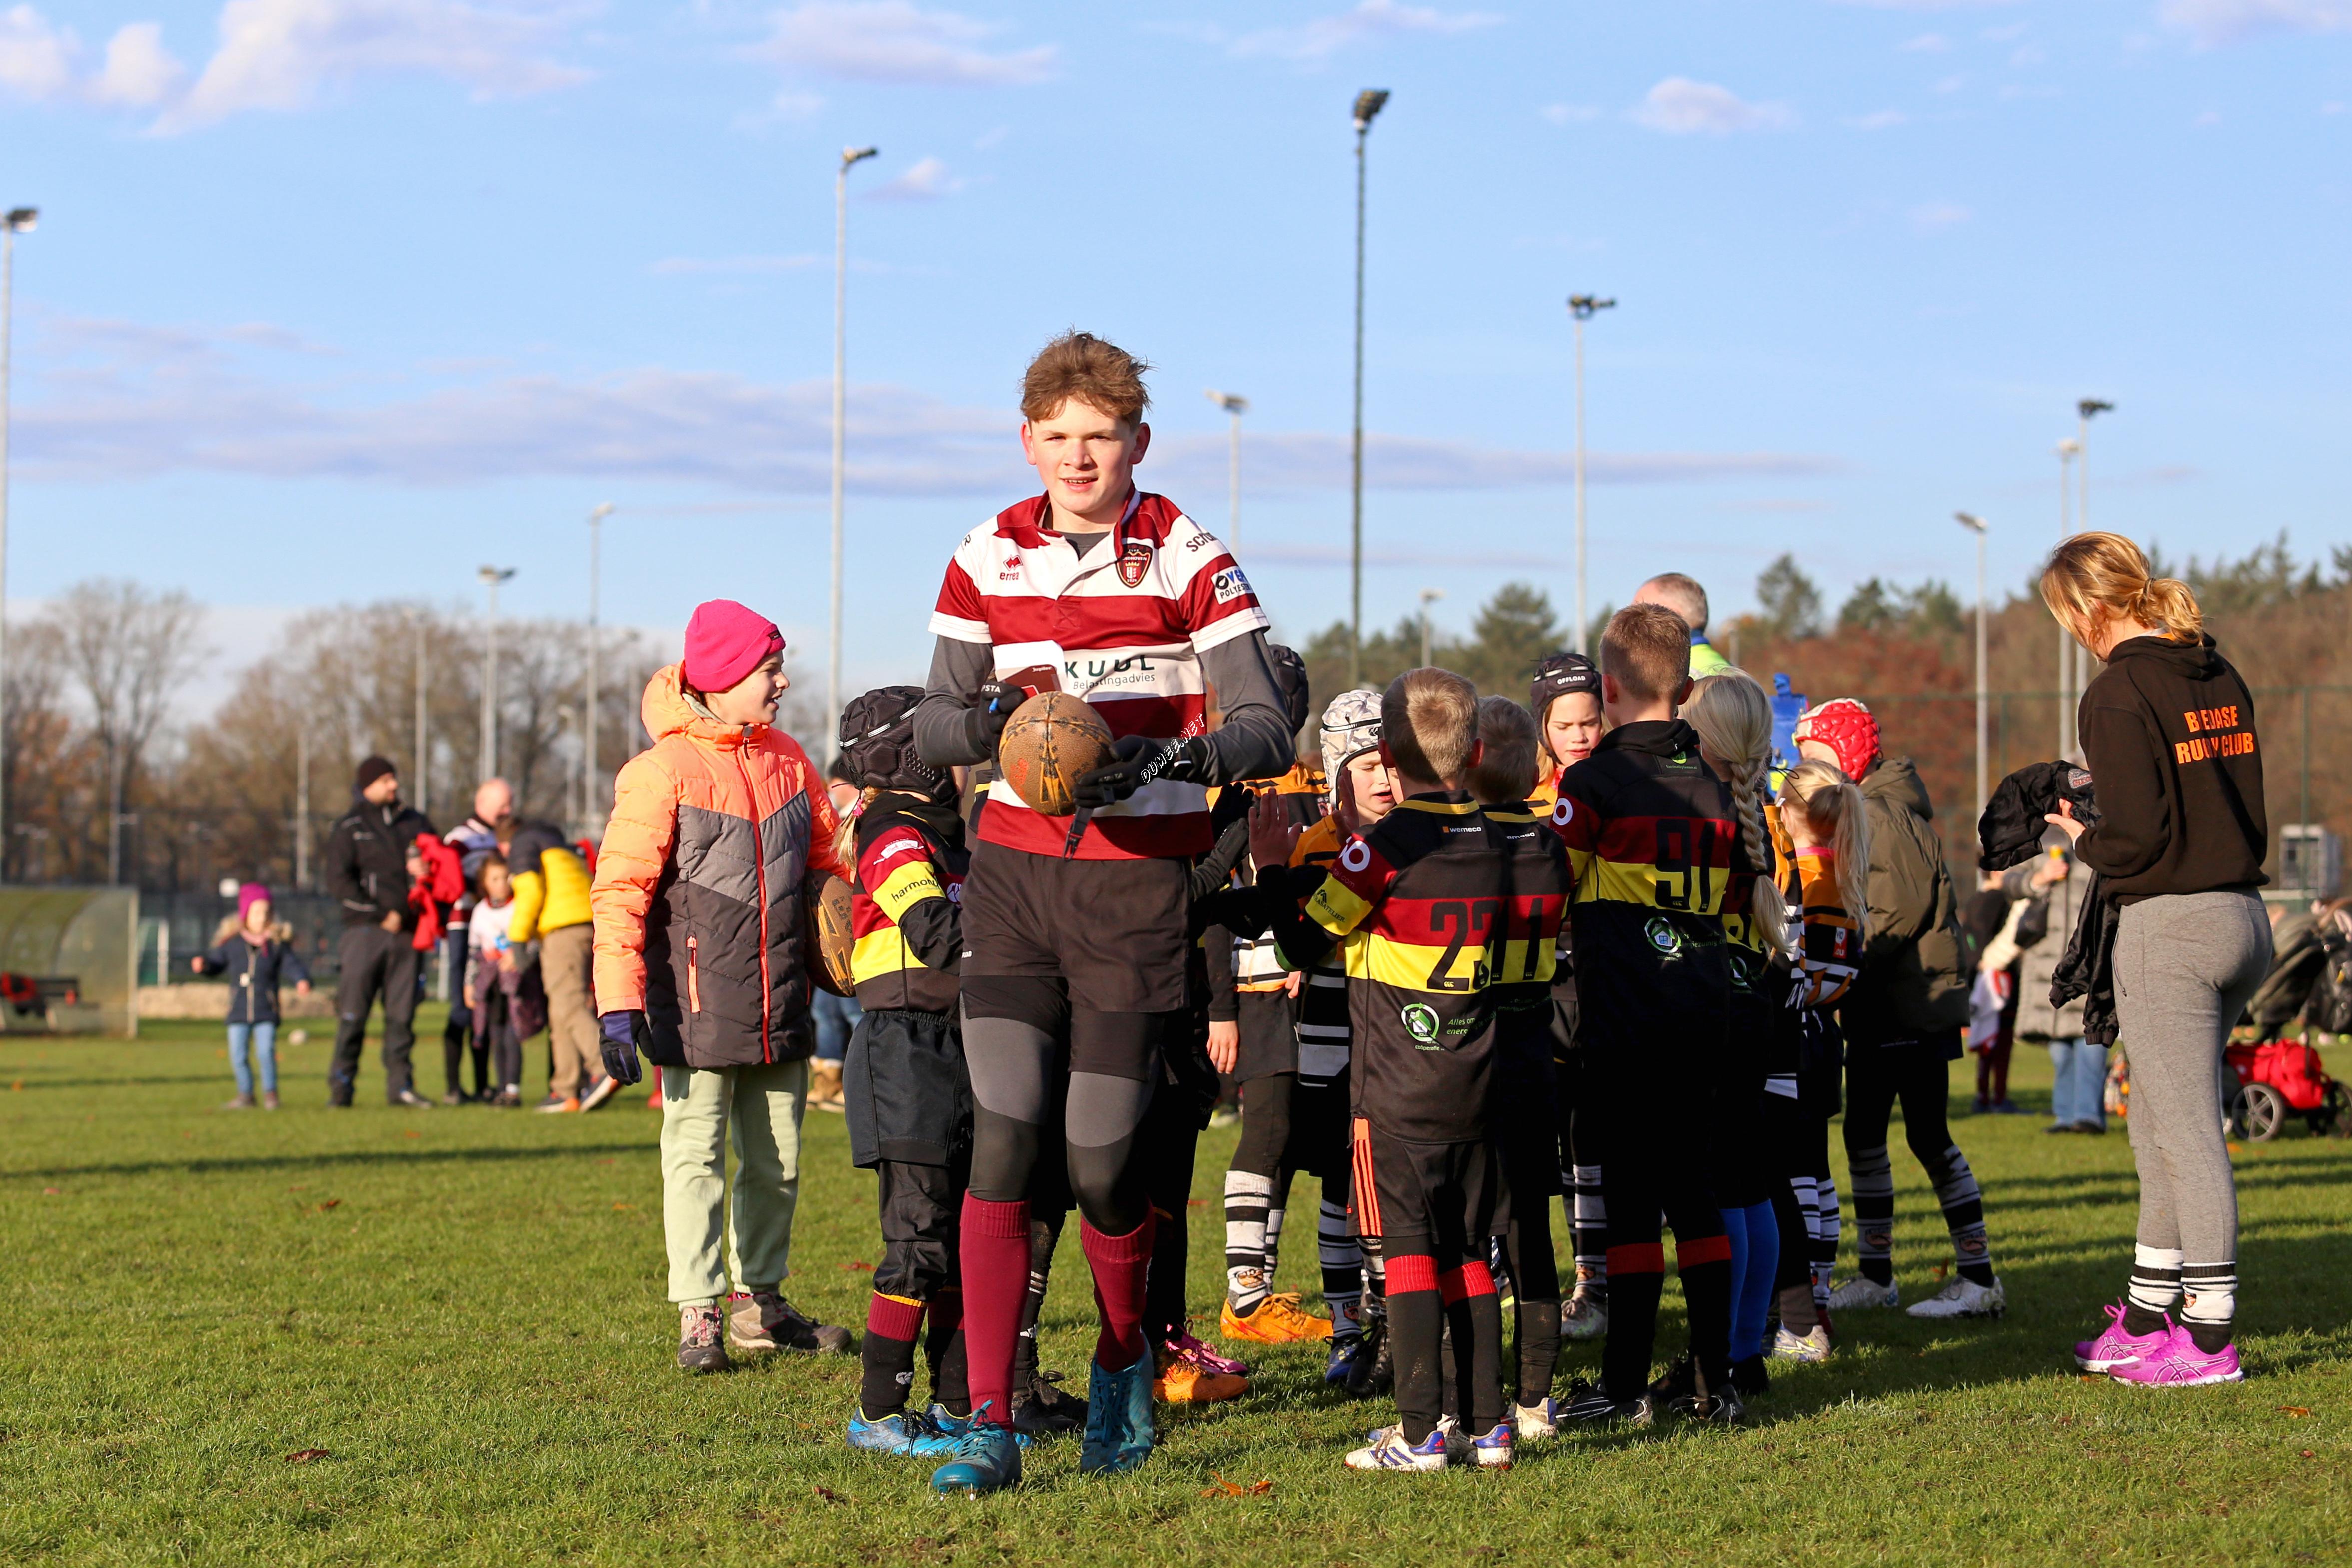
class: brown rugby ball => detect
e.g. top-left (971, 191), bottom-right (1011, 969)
top-left (997, 691), bottom-right (1115, 816)
top-left (805, 872), bottom-right (856, 997)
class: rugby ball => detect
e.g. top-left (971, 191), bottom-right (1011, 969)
top-left (806, 872), bottom-right (856, 997)
top-left (998, 691), bottom-right (1115, 816)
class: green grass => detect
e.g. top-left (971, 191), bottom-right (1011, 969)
top-left (1, 1015), bottom-right (2347, 1566)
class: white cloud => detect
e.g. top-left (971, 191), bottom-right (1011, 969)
top-left (168, 0), bottom-right (590, 127)
top-left (1228, 0), bottom-right (1500, 62)
top-left (867, 155), bottom-right (961, 200)
top-left (2325, 99), bottom-right (2348, 113)
top-left (92, 20), bottom-right (183, 104)
top-left (1538, 101), bottom-right (1601, 124)
top-left (1827, 0), bottom-right (2022, 9)
top-left (648, 254), bottom-right (822, 275)
top-left (1629, 76), bottom-right (1795, 134)
top-left (13, 314), bottom-right (1840, 497)
top-left (1909, 200), bottom-right (1972, 231)
top-left (1849, 108), bottom-right (1908, 128)
top-left (0, 0), bottom-right (591, 127)
top-left (749, 2), bottom-right (1055, 85)
top-left (1899, 31), bottom-right (1950, 50)
top-left (0, 4), bottom-right (78, 98)
top-left (2163, 0), bottom-right (2352, 44)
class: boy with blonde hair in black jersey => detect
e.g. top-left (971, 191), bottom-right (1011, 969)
top-left (1552, 605), bottom-right (1749, 1427)
top-left (1216, 668), bottom-right (1522, 1471)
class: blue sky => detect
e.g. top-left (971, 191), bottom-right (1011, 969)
top-left (3, 0), bottom-right (2348, 703)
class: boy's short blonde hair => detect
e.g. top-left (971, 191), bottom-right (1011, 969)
top-left (1469, 696), bottom-right (1540, 804)
top-left (1021, 331), bottom-right (1152, 425)
top-left (1601, 603), bottom-right (1692, 702)
top-left (1381, 667), bottom-right (1480, 786)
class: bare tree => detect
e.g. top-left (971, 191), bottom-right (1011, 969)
top-left (47, 580), bottom-right (207, 883)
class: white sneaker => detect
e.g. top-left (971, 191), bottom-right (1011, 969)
top-left (1560, 1284), bottom-right (1608, 1341)
top-left (1344, 1424), bottom-right (1449, 1471)
top-left (1905, 1275), bottom-right (2006, 1320)
top-left (1769, 1325), bottom-right (1832, 1363)
top-left (1511, 1398), bottom-right (1559, 1442)
top-left (1826, 1276), bottom-right (1900, 1311)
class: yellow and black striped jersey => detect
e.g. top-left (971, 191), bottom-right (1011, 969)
top-left (1550, 719), bottom-right (1754, 1056)
top-left (847, 796), bottom-right (967, 1014)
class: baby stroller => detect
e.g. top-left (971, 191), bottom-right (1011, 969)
top-left (2224, 1039), bottom-right (2348, 1141)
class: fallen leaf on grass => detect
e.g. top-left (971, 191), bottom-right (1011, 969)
top-left (288, 1186), bottom-right (307, 1193)
top-left (285, 1449), bottom-right (329, 1464)
top-left (1186, 1198), bottom-right (1208, 1207)
top-left (596, 1158), bottom-right (615, 1165)
top-left (814, 1485), bottom-right (848, 1504)
top-left (317, 1200), bottom-right (341, 1211)
top-left (2278, 1406), bottom-right (2312, 1417)
top-left (2303, 1450), bottom-right (2316, 1458)
top-left (840, 1260), bottom-right (875, 1272)
top-left (1931, 1263), bottom-right (1949, 1281)
top-left (1201, 1474), bottom-right (1272, 1498)
top-left (612, 1203), bottom-right (635, 1212)
top-left (42, 1187), bottom-right (59, 1196)
top-left (10, 1080), bottom-right (21, 1092)
top-left (402, 1130), bottom-right (421, 1140)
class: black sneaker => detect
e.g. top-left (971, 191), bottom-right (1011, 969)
top-left (1648, 1353), bottom-right (1745, 1424)
top-left (1729, 1354), bottom-right (1772, 1400)
top-left (1559, 1377), bottom-right (1654, 1428)
top-left (1344, 1314), bottom-right (1393, 1399)
top-left (1010, 1369), bottom-right (1088, 1437)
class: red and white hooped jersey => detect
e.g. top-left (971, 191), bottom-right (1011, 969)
top-left (930, 491), bottom-right (1269, 860)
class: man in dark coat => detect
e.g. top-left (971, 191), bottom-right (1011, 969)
top-left (324, 755), bottom-right (436, 1107)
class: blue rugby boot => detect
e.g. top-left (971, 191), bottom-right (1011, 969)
top-left (846, 1407), bottom-right (957, 1457)
top-left (1079, 1348), bottom-right (1156, 1475)
top-left (927, 1405), bottom-right (1022, 1496)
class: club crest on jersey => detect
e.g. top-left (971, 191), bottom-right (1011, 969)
top-left (1117, 541), bottom-right (1154, 588)
top-left (1644, 916), bottom-right (1684, 957)
top-left (1401, 1003), bottom-right (1441, 1049)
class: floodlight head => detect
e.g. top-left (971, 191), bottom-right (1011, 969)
top-left (590, 502), bottom-right (615, 521)
top-left (842, 146), bottom-right (879, 169)
top-left (1353, 89), bottom-right (1390, 130)
top-left (2078, 398), bottom-right (2113, 420)
top-left (1567, 294), bottom-right (1617, 320)
top-left (1419, 587), bottom-right (1446, 604)
top-left (478, 565), bottom-right (516, 586)
top-left (1954, 511), bottom-right (1987, 534)
top-left (1204, 389), bottom-right (1248, 415)
top-left (2057, 437), bottom-right (2081, 458)
top-left (2, 207), bottom-right (35, 232)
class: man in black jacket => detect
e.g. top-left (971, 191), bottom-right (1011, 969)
top-left (325, 756), bottom-right (436, 1107)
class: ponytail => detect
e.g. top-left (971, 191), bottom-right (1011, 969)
top-left (1783, 758), bottom-right (1870, 946)
top-left (2040, 530), bottom-right (2204, 645)
top-left (1684, 672), bottom-right (1792, 958)
top-left (831, 785), bottom-right (880, 873)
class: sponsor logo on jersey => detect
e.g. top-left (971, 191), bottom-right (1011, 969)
top-left (1550, 797), bottom-right (1574, 828)
top-left (1401, 1002), bottom-right (1441, 1048)
top-left (1340, 839), bottom-right (1373, 873)
top-left (1644, 915), bottom-right (1684, 956)
top-left (1212, 566), bottom-right (1252, 604)
top-left (1117, 541), bottom-right (1154, 588)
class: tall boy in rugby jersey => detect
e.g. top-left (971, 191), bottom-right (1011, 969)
top-left (911, 333), bottom-right (1296, 1495)
top-left (1551, 604), bottom-right (1749, 1427)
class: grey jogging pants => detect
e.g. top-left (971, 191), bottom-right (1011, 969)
top-left (2111, 891), bottom-right (2271, 1268)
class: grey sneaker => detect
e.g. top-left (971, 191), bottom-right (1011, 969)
top-left (222, 1093), bottom-right (257, 1111)
top-left (677, 1304), bottom-right (732, 1373)
top-left (729, 1290), bottom-right (854, 1355)
top-left (1827, 1275), bottom-right (1900, 1312)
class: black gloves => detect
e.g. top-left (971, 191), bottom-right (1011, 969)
top-left (964, 678), bottom-right (1021, 758)
top-left (599, 1010), bottom-right (649, 1086)
top-left (1072, 735), bottom-right (1213, 812)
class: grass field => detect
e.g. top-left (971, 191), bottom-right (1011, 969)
top-left (1, 1013), bottom-right (2347, 1566)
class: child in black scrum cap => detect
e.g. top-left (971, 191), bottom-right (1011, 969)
top-left (834, 686), bottom-right (977, 1458)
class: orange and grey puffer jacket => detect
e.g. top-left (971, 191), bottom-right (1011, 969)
top-left (592, 664), bottom-right (845, 1069)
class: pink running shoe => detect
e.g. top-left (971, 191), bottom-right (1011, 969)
top-left (1168, 1329), bottom-right (1250, 1379)
top-left (2074, 1301), bottom-right (2171, 1372)
top-left (2107, 1323), bottom-right (2243, 1387)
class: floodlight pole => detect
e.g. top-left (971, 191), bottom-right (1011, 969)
top-left (2072, 399), bottom-right (2112, 754)
top-left (586, 501), bottom-right (613, 827)
top-left (2055, 438), bottom-right (2079, 759)
top-left (1957, 513), bottom-right (1989, 819)
top-left (831, 145), bottom-right (879, 753)
top-left (1349, 88), bottom-right (1388, 690)
top-left (1418, 588), bottom-right (1444, 668)
top-left (479, 566), bottom-right (516, 783)
top-left (0, 206), bottom-right (36, 874)
top-left (1205, 390), bottom-right (1248, 550)
top-left (1568, 294), bottom-right (1616, 657)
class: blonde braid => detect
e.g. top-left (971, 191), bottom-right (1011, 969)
top-left (1685, 672), bottom-right (1793, 958)
top-left (832, 784), bottom-right (881, 874)
top-left (1727, 759), bottom-right (1792, 957)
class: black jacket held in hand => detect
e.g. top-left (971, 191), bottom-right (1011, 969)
top-left (1978, 761), bottom-right (2100, 873)
top-left (325, 797), bottom-right (434, 930)
top-left (2075, 633), bottom-right (2267, 901)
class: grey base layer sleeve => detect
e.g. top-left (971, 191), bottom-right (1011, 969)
top-left (2111, 890), bottom-right (2270, 1264)
top-left (912, 630), bottom-right (1295, 785)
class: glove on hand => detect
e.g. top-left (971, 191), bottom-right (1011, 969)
top-left (965, 679), bottom-right (1021, 756)
top-left (599, 1010), bottom-right (648, 1086)
top-left (1071, 735), bottom-right (1212, 812)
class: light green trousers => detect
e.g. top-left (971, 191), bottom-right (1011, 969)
top-left (658, 1058), bottom-right (808, 1306)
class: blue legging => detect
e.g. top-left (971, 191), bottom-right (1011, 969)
top-left (228, 1021), bottom-right (278, 1096)
top-left (1720, 1200), bottom-right (1779, 1364)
